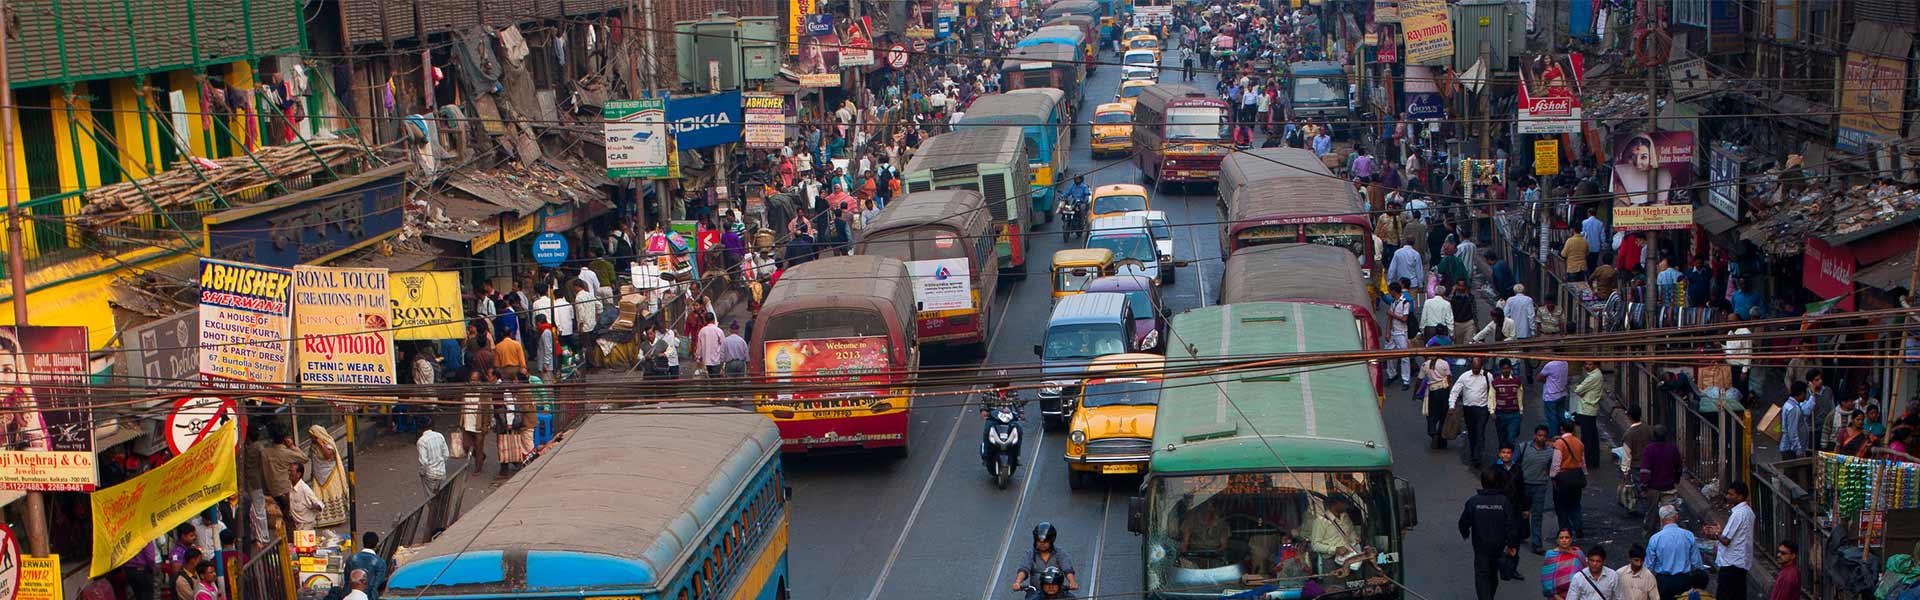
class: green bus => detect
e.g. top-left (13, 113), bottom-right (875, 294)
top-left (1127, 301), bottom-right (1417, 600)
top-left (903, 127), bottom-right (1036, 273)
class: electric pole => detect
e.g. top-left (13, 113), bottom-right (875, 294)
top-left (0, 0), bottom-right (52, 558)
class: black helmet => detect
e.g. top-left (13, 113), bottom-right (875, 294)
top-left (1033, 522), bottom-right (1058, 544)
top-left (1038, 566), bottom-right (1065, 586)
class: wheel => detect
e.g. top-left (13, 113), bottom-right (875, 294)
top-left (995, 469), bottom-right (1011, 490)
top-left (1068, 469), bottom-right (1089, 490)
top-left (884, 444), bottom-right (910, 460)
top-left (1164, 266), bottom-right (1176, 284)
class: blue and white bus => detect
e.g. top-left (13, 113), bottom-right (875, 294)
top-left (386, 407), bottom-right (790, 600)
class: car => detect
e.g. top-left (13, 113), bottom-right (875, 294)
top-left (1084, 274), bottom-right (1168, 353)
top-left (1087, 214), bottom-right (1163, 285)
top-left (1091, 103), bottom-right (1135, 157)
top-left (1062, 352), bottom-right (1164, 488)
top-left (1116, 79), bottom-right (1154, 109)
top-left (1034, 292), bottom-right (1138, 428)
top-left (1125, 34), bottom-right (1162, 60)
top-left (1122, 49), bottom-right (1160, 81)
top-left (1125, 209), bottom-right (1176, 284)
top-left (1090, 183), bottom-right (1151, 223)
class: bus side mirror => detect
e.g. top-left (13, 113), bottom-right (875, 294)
top-left (1394, 477), bottom-right (1417, 529)
top-left (1127, 496), bottom-right (1146, 534)
top-left (784, 485), bottom-right (794, 500)
top-left (1033, 344), bottom-right (1043, 357)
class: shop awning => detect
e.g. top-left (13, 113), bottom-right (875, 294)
top-left (1857, 254), bottom-right (1918, 291)
top-left (1695, 204), bottom-right (1739, 235)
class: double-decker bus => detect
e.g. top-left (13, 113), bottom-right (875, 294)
top-left (1128, 301), bottom-right (1416, 599)
top-left (903, 127), bottom-right (1036, 272)
top-left (958, 89), bottom-right (1070, 217)
top-left (1217, 147), bottom-right (1379, 294)
top-left (750, 255), bottom-right (919, 455)
top-left (1133, 83), bottom-right (1231, 192)
top-left (856, 190), bottom-right (1000, 350)
top-left (386, 407), bottom-right (791, 600)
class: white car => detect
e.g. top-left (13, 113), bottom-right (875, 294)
top-left (1122, 50), bottom-right (1159, 81)
top-left (1126, 210), bottom-right (1176, 284)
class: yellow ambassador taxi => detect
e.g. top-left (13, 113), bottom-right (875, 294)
top-left (1090, 183), bottom-right (1152, 222)
top-left (1064, 353), bottom-right (1163, 488)
top-left (1116, 79), bottom-right (1154, 109)
top-left (1091, 103), bottom-right (1135, 157)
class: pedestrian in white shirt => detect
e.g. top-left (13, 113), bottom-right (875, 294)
top-left (416, 427), bottom-right (448, 496)
top-left (1567, 546), bottom-right (1620, 600)
top-left (1617, 546), bottom-right (1661, 600)
top-left (1450, 357), bottom-right (1496, 467)
top-left (552, 287), bottom-right (576, 355)
top-left (1473, 307), bottom-right (1518, 344)
top-left (572, 280), bottom-right (599, 366)
top-left (1706, 481), bottom-right (1756, 600)
top-left (1421, 291), bottom-right (1455, 333)
top-left (577, 265), bottom-right (600, 295)
top-left (288, 463), bottom-right (325, 531)
top-left (341, 570), bottom-right (370, 600)
top-left (1386, 282), bottom-right (1413, 388)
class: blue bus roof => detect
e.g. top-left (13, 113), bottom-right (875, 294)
top-left (385, 407), bottom-right (782, 596)
top-left (1017, 26), bottom-right (1085, 46)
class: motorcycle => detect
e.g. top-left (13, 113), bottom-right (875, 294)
top-left (983, 403), bottom-right (1024, 489)
top-left (1059, 203), bottom-right (1080, 242)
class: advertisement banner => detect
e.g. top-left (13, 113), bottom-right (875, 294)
top-left (1403, 65), bottom-right (1444, 120)
top-left (906, 258), bottom-right (973, 311)
top-left (1707, 0), bottom-right (1742, 54)
top-left (1707, 147), bottom-right (1741, 219)
top-left (1376, 25), bottom-right (1398, 63)
top-left (787, 0), bottom-right (814, 55)
top-left (604, 99), bottom-right (670, 179)
top-left (666, 91), bottom-right (744, 150)
top-left (1836, 25), bottom-right (1913, 153)
top-left (198, 259), bottom-right (293, 387)
top-left (90, 421), bottom-right (239, 577)
top-left (1611, 204), bottom-right (1695, 232)
top-left (19, 555), bottom-right (59, 600)
top-left (841, 17), bottom-right (875, 67)
top-left (390, 271), bottom-right (466, 340)
top-left (1804, 237), bottom-right (1857, 311)
top-left (1375, 0), bottom-right (1400, 23)
top-left (1608, 130), bottom-right (1695, 207)
top-left (798, 73), bottom-right (842, 87)
top-left (0, 325), bottom-right (94, 491)
top-left (1534, 139), bottom-right (1560, 175)
top-left (1517, 53), bottom-right (1585, 134)
top-left (293, 266), bottom-right (396, 386)
top-left (743, 94), bottom-right (787, 150)
top-left (799, 15), bottom-right (841, 81)
top-left (120, 311), bottom-right (197, 389)
top-left (1401, 0), bottom-right (1452, 65)
top-left (763, 337), bottom-right (894, 401)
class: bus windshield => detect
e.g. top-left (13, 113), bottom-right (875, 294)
top-left (1044, 323), bottom-right (1129, 360)
top-left (862, 229), bottom-right (969, 262)
top-left (1097, 111), bottom-right (1133, 124)
top-left (1088, 233), bottom-right (1155, 263)
top-left (1167, 106), bottom-right (1227, 140)
top-left (763, 308), bottom-right (891, 340)
top-left (1081, 379), bottom-right (1160, 408)
top-left (1293, 76), bottom-right (1345, 105)
top-left (1145, 471), bottom-right (1395, 596)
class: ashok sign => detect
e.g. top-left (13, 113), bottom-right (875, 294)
top-left (1517, 53), bottom-right (1585, 134)
top-left (666, 91), bottom-right (744, 150)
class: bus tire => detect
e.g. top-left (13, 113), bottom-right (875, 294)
top-left (883, 444), bottom-right (910, 460)
top-left (777, 577), bottom-right (790, 600)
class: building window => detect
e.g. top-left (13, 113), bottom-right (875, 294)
top-left (1773, 0), bottom-right (1796, 41)
top-left (1675, 0), bottom-right (1707, 27)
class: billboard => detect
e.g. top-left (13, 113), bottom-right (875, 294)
top-left (1609, 130), bottom-right (1697, 231)
top-left (293, 266), bottom-right (396, 386)
top-left (390, 271), bottom-right (466, 340)
top-left (763, 336), bottom-right (895, 401)
top-left (1836, 24), bottom-right (1913, 153)
top-left (1401, 0), bottom-right (1452, 65)
top-left (205, 168), bottom-right (407, 268)
top-left (841, 17), bottom-right (875, 67)
top-left (0, 326), bottom-right (95, 492)
top-left (905, 258), bottom-right (973, 311)
top-left (90, 421), bottom-right (238, 577)
top-left (120, 310), bottom-right (198, 389)
top-left (197, 259), bottom-right (294, 387)
top-left (743, 94), bottom-right (787, 150)
top-left (1517, 53), bottom-right (1585, 134)
top-left (1403, 65), bottom-right (1445, 120)
top-left (604, 99), bottom-right (670, 179)
top-left (666, 91), bottom-right (744, 150)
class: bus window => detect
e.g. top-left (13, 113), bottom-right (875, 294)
top-left (763, 309), bottom-right (890, 340)
top-left (1167, 106), bottom-right (1227, 140)
top-left (1146, 471), bottom-right (1393, 595)
top-left (1303, 223), bottom-right (1368, 256)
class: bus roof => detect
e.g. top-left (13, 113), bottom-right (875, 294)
top-left (1218, 149), bottom-right (1358, 223)
top-left (1152, 302), bottom-right (1390, 474)
top-left (1219, 147), bottom-right (1333, 190)
top-left (1007, 43), bottom-right (1080, 67)
top-left (1045, 0), bottom-right (1100, 15)
top-left (386, 407), bottom-right (780, 595)
top-left (959, 89), bottom-right (1065, 124)
top-left (1219, 244), bottom-right (1370, 310)
top-left (857, 189), bottom-right (989, 237)
top-left (1018, 25), bottom-right (1085, 45)
top-left (903, 127), bottom-right (1027, 174)
top-left (1137, 83), bottom-right (1225, 113)
top-left (759, 255), bottom-right (916, 339)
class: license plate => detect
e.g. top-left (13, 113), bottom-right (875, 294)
top-left (811, 410), bottom-right (855, 418)
top-left (1101, 464), bottom-right (1141, 474)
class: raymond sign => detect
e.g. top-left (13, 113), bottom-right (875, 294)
top-left (90, 420), bottom-right (239, 577)
top-left (763, 336), bottom-right (894, 399)
top-left (390, 271), bottom-right (465, 340)
top-left (197, 259), bottom-right (293, 387)
top-left (1534, 139), bottom-right (1560, 175)
top-left (293, 266), bottom-right (395, 386)
top-left (1401, 0), bottom-right (1452, 65)
top-left (743, 94), bottom-right (786, 150)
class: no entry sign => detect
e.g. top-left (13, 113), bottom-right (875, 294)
top-left (166, 397), bottom-right (240, 455)
top-left (0, 524), bottom-right (19, 600)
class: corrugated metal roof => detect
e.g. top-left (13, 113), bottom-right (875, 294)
top-left (8, 0), bottom-right (301, 86)
top-left (902, 127), bottom-right (1026, 174)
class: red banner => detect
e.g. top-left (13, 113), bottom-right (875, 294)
top-left (1803, 237), bottom-right (1857, 311)
top-left (764, 337), bottom-right (895, 400)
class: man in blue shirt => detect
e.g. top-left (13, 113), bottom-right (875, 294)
top-left (1387, 240), bottom-right (1425, 304)
top-left (1781, 381), bottom-right (1813, 459)
top-left (1580, 209), bottom-right (1607, 271)
top-left (1731, 276), bottom-right (1766, 319)
top-left (1645, 505), bottom-right (1703, 599)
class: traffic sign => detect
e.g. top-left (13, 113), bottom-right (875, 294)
top-left (888, 44), bottom-right (909, 68)
top-left (911, 39), bottom-right (928, 52)
top-left (533, 233), bottom-right (569, 267)
top-left (166, 396), bottom-right (239, 455)
top-left (0, 524), bottom-right (22, 600)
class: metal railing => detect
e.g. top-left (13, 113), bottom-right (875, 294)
top-left (378, 471), bottom-right (470, 562)
top-left (1751, 460), bottom-right (1825, 600)
top-left (237, 536), bottom-right (295, 600)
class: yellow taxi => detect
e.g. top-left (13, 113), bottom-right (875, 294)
top-left (1090, 183), bottom-right (1151, 222)
top-left (1064, 353), bottom-right (1163, 488)
top-left (1116, 79), bottom-right (1154, 109)
top-left (1091, 103), bottom-right (1135, 157)
top-left (1122, 26), bottom-right (1151, 41)
top-left (1126, 34), bottom-right (1162, 57)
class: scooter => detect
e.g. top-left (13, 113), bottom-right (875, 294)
top-left (983, 403), bottom-right (1023, 489)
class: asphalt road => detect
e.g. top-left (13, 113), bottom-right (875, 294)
top-left (785, 49), bottom-right (1642, 600)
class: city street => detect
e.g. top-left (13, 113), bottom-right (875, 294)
top-left (784, 50), bottom-right (1645, 600)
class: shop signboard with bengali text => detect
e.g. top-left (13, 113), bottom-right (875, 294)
top-left (389, 271), bottom-right (466, 340)
top-left (744, 94), bottom-right (787, 150)
top-left (90, 421), bottom-right (239, 577)
top-left (764, 337), bottom-right (895, 400)
top-left (0, 325), bottom-right (96, 491)
top-left (1836, 24), bottom-right (1913, 153)
top-left (604, 99), bottom-right (670, 179)
top-left (788, 0), bottom-right (814, 55)
top-left (293, 266), bottom-right (396, 386)
top-left (798, 73), bottom-right (842, 87)
top-left (1401, 0), bottom-right (1452, 65)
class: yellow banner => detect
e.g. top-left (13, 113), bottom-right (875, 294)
top-left (1612, 204), bottom-right (1695, 232)
top-left (294, 266), bottom-right (397, 386)
top-left (20, 555), bottom-right (62, 600)
top-left (91, 421), bottom-right (238, 577)
top-left (391, 271), bottom-right (467, 340)
top-left (789, 0), bottom-right (814, 56)
top-left (1402, 0), bottom-right (1453, 65)
top-left (1534, 139), bottom-right (1560, 175)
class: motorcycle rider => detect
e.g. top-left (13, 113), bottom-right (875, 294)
top-left (1062, 176), bottom-right (1092, 236)
top-left (980, 378), bottom-right (1025, 466)
top-left (1010, 523), bottom-right (1079, 598)
top-left (1030, 566), bottom-right (1075, 599)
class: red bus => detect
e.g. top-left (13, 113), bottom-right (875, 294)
top-left (1131, 83), bottom-right (1232, 192)
top-left (1216, 147), bottom-right (1379, 297)
top-left (750, 255), bottom-right (918, 455)
top-left (1219, 243), bottom-right (1385, 402)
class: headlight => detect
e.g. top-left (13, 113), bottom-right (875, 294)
top-left (1042, 384), bottom-right (1065, 396)
top-left (1003, 429), bottom-right (1021, 444)
top-left (1141, 330), bottom-right (1160, 349)
top-left (1070, 430), bottom-right (1087, 444)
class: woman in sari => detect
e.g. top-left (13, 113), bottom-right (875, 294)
top-left (1541, 529), bottom-right (1584, 600)
top-left (305, 425), bottom-right (350, 528)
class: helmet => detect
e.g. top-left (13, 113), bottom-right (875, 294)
top-left (1033, 522), bottom-right (1058, 544)
top-left (1038, 566), bottom-right (1065, 586)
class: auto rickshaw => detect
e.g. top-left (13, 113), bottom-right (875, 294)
top-left (1051, 248), bottom-right (1115, 303)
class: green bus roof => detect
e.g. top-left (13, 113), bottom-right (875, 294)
top-left (1150, 301), bottom-right (1391, 475)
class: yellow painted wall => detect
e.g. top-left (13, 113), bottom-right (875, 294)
top-left (226, 62), bottom-right (259, 155)
top-left (167, 70), bottom-right (210, 159)
top-left (110, 79), bottom-right (159, 180)
top-left (0, 249), bottom-right (196, 351)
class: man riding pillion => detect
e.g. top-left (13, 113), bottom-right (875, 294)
top-left (1011, 523), bottom-right (1080, 598)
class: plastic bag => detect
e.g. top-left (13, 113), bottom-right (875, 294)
top-left (450, 432), bottom-right (467, 459)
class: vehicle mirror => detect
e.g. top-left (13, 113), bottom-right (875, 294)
top-left (1127, 496), bottom-right (1147, 534)
top-left (1172, 260), bottom-right (1192, 268)
top-left (1394, 477), bottom-right (1417, 529)
top-left (1033, 344), bottom-right (1044, 357)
